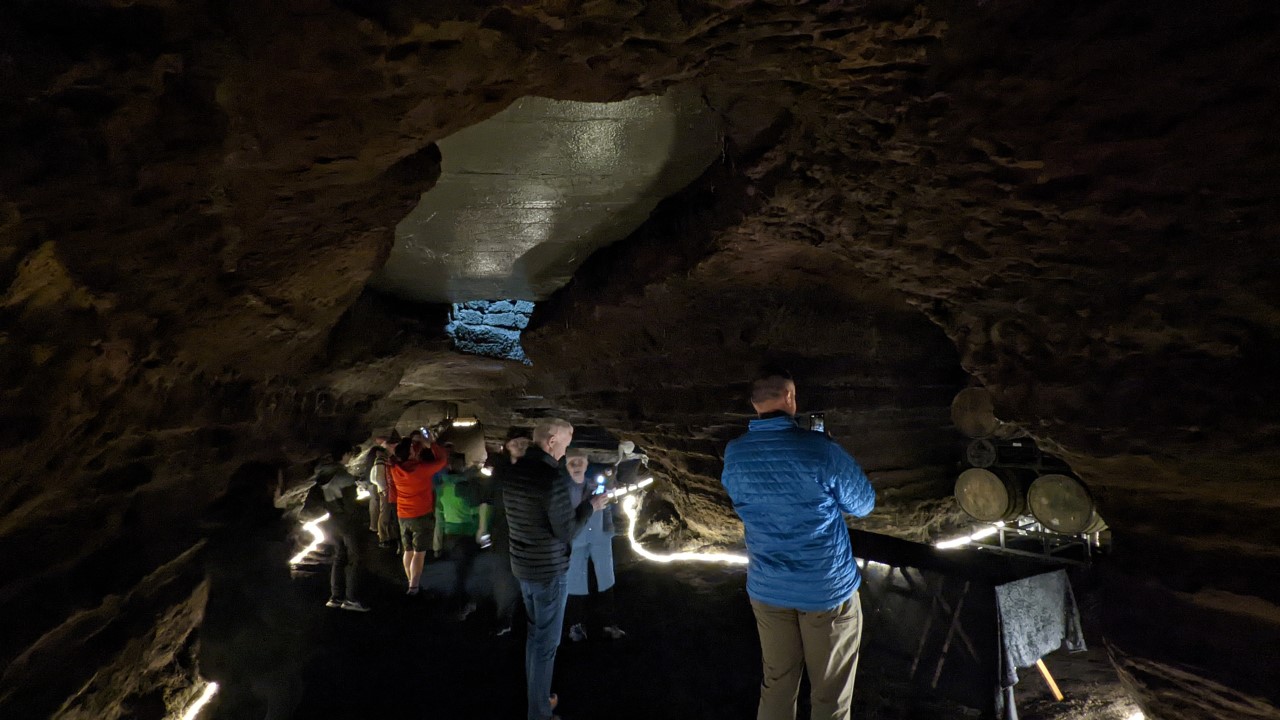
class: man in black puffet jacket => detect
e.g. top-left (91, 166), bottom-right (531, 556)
top-left (503, 417), bottom-right (609, 720)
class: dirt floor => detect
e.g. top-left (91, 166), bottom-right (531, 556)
top-left (284, 527), bottom-right (1139, 720)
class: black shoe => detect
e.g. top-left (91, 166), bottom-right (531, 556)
top-left (452, 601), bottom-right (477, 621)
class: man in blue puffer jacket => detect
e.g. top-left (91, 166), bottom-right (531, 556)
top-left (721, 368), bottom-right (876, 720)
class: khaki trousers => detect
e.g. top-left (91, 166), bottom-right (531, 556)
top-left (751, 593), bottom-right (863, 720)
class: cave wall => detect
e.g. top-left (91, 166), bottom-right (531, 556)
top-left (2, 1), bottom-right (1279, 718)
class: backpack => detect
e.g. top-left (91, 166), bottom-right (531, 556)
top-left (298, 482), bottom-right (328, 521)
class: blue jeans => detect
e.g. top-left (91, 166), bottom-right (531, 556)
top-left (568, 531), bottom-right (615, 596)
top-left (519, 575), bottom-right (570, 720)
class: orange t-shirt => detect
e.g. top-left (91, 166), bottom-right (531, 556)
top-left (389, 443), bottom-right (448, 518)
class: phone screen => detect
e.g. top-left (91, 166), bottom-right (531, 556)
top-left (810, 414), bottom-right (825, 433)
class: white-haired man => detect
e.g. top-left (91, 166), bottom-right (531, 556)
top-left (504, 418), bottom-right (610, 720)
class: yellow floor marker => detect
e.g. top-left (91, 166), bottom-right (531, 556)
top-left (1036, 659), bottom-right (1065, 701)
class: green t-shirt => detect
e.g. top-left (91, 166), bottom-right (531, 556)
top-left (436, 473), bottom-right (480, 536)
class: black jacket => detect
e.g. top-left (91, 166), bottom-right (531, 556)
top-left (313, 462), bottom-right (361, 531)
top-left (503, 446), bottom-right (593, 581)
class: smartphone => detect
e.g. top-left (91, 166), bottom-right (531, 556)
top-left (593, 475), bottom-right (608, 496)
top-left (809, 413), bottom-right (825, 433)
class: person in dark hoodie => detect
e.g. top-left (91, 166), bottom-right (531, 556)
top-left (504, 418), bottom-right (610, 720)
top-left (312, 442), bottom-right (370, 612)
top-left (480, 427), bottom-right (531, 636)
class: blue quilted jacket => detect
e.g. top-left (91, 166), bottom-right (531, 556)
top-left (721, 414), bottom-right (876, 611)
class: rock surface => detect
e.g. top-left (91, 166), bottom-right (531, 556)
top-left (1, 1), bottom-right (1278, 718)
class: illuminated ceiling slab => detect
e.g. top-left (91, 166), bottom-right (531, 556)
top-left (371, 87), bottom-right (722, 303)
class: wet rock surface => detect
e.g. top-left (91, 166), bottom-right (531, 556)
top-left (2, 1), bottom-right (1279, 718)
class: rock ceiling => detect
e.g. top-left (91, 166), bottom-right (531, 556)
top-left (371, 87), bottom-right (721, 302)
top-left (1, 1), bottom-right (1278, 719)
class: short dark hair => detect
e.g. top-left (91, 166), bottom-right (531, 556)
top-left (328, 440), bottom-right (354, 462)
top-left (394, 438), bottom-right (413, 462)
top-left (449, 452), bottom-right (467, 472)
top-left (751, 365), bottom-right (794, 406)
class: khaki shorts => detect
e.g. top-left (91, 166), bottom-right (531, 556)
top-left (399, 514), bottom-right (435, 552)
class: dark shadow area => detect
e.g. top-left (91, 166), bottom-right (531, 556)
top-left (277, 522), bottom-right (1118, 720)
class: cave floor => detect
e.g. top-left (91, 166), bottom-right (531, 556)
top-left (284, 531), bottom-right (1133, 720)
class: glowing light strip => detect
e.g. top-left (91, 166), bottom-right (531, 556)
top-left (289, 514), bottom-right (330, 565)
top-left (606, 477), bottom-right (654, 499)
top-left (177, 680), bottom-right (219, 720)
top-left (620, 495), bottom-right (748, 565)
top-left (934, 523), bottom-right (1002, 550)
top-left (451, 419), bottom-right (478, 427)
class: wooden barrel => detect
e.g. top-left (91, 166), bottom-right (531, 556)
top-left (966, 438), bottom-right (998, 468)
top-left (966, 437), bottom-right (1042, 468)
top-left (1027, 474), bottom-right (1107, 534)
top-left (952, 388), bottom-right (998, 437)
top-left (954, 467), bottom-right (1027, 523)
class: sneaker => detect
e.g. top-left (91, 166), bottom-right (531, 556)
top-left (602, 624), bottom-right (627, 640)
top-left (340, 600), bottom-right (371, 612)
top-left (453, 601), bottom-right (477, 621)
top-left (325, 598), bottom-right (343, 608)
top-left (568, 623), bottom-right (588, 642)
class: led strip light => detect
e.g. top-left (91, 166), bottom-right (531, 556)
top-left (934, 523), bottom-right (1002, 550)
top-left (289, 514), bottom-right (330, 566)
top-left (174, 680), bottom-right (219, 720)
top-left (619, 491), bottom-right (748, 565)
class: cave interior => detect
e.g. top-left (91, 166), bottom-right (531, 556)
top-left (1, 1), bottom-right (1278, 720)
